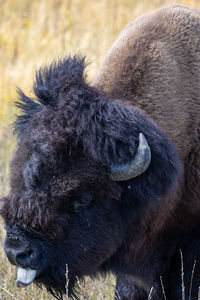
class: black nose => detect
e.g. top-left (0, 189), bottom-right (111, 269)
top-left (4, 237), bottom-right (34, 266)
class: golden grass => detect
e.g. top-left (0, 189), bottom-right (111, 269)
top-left (1, 0), bottom-right (200, 298)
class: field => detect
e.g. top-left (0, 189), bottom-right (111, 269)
top-left (1, 0), bottom-right (200, 299)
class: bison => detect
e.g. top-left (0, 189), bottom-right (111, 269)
top-left (1, 4), bottom-right (200, 299)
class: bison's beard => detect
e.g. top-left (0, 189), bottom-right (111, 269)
top-left (36, 266), bottom-right (80, 300)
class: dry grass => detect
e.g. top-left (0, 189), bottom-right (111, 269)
top-left (1, 0), bottom-right (200, 299)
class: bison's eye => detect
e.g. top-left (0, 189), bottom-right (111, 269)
top-left (80, 192), bottom-right (93, 205)
top-left (74, 192), bottom-right (93, 211)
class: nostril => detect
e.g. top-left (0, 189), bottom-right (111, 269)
top-left (17, 249), bottom-right (33, 261)
top-left (16, 248), bottom-right (34, 265)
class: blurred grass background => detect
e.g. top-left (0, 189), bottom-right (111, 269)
top-left (1, 0), bottom-right (200, 299)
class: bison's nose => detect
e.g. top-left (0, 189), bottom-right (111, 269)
top-left (4, 237), bottom-right (34, 266)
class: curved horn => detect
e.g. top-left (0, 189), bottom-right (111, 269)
top-left (109, 133), bottom-right (151, 181)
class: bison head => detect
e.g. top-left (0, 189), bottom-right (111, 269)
top-left (1, 56), bottom-right (180, 299)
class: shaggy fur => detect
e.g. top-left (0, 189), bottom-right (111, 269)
top-left (1, 4), bottom-right (200, 300)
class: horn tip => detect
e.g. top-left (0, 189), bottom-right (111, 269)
top-left (139, 132), bottom-right (148, 147)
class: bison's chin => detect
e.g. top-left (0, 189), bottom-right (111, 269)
top-left (41, 278), bottom-right (78, 300)
top-left (34, 266), bottom-right (79, 300)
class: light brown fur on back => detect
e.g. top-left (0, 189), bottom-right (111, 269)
top-left (93, 5), bottom-right (200, 162)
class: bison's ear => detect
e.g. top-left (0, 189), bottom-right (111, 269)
top-left (79, 99), bottom-right (181, 200)
top-left (109, 133), bottom-right (151, 181)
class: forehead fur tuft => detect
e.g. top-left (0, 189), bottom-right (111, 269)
top-left (13, 55), bottom-right (87, 136)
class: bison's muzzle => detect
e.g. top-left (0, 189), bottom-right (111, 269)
top-left (4, 232), bottom-right (44, 287)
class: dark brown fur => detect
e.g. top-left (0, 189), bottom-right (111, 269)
top-left (93, 3), bottom-right (200, 235)
top-left (93, 4), bottom-right (200, 298)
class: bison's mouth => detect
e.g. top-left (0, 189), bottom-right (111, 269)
top-left (16, 267), bottom-right (38, 287)
top-left (16, 265), bottom-right (71, 296)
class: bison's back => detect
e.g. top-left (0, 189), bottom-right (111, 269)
top-left (93, 5), bottom-right (200, 162)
